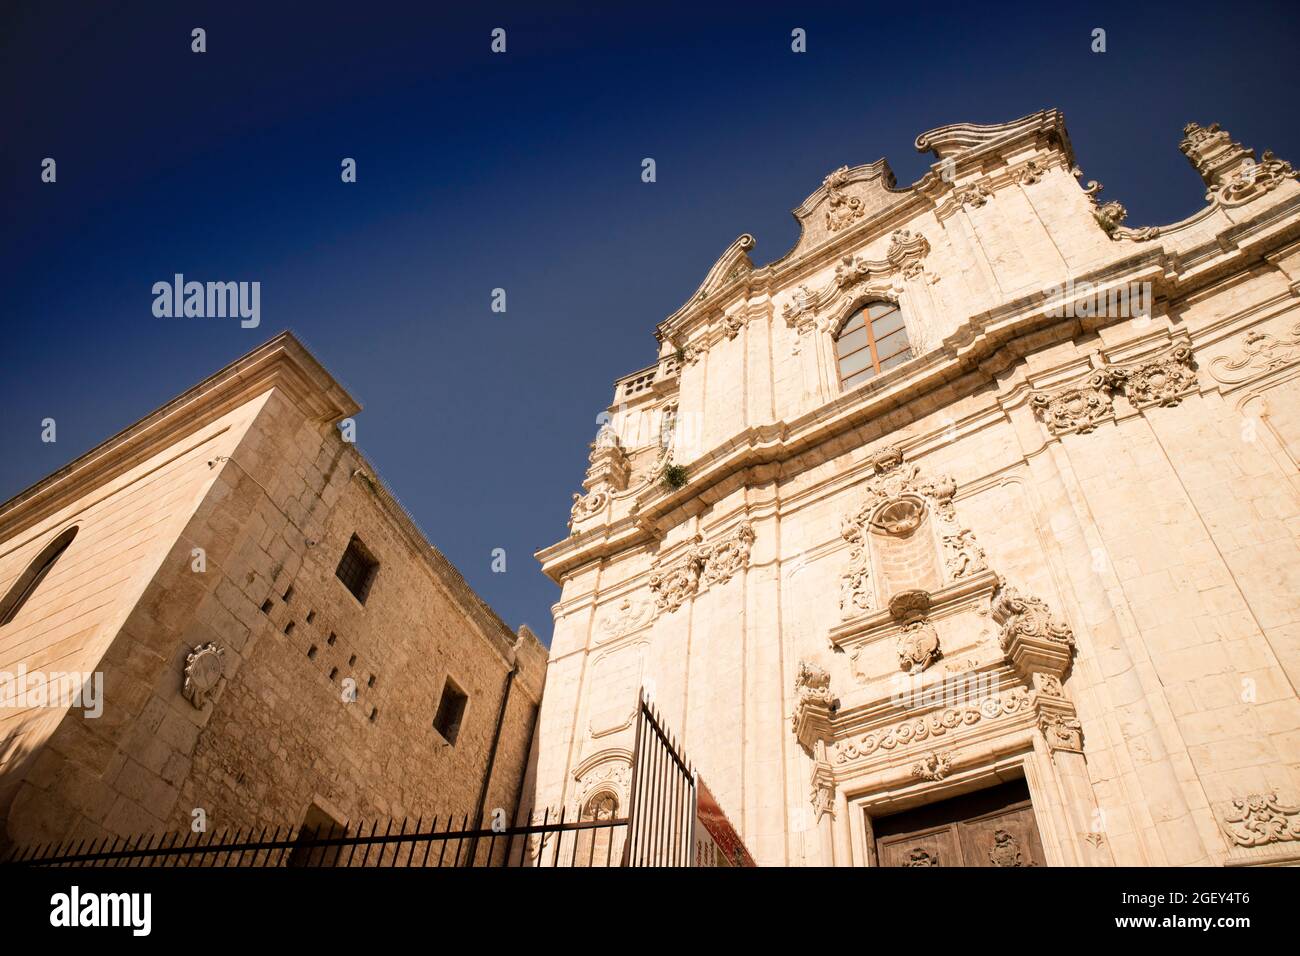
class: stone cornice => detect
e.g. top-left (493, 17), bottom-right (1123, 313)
top-left (0, 331), bottom-right (360, 542)
top-left (538, 204), bottom-right (1300, 584)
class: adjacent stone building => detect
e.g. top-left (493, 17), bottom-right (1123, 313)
top-left (0, 333), bottom-right (546, 852)
top-left (531, 111), bottom-right (1300, 866)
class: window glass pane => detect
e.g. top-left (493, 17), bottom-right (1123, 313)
top-left (879, 348), bottom-right (913, 373)
top-left (870, 310), bottom-right (906, 338)
top-left (842, 366), bottom-right (878, 389)
top-left (874, 328), bottom-right (910, 359)
top-left (834, 326), bottom-right (869, 357)
top-left (839, 310), bottom-right (866, 334)
top-left (838, 348), bottom-right (874, 379)
top-left (867, 301), bottom-right (898, 320)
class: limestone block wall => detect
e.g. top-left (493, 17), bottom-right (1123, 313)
top-left (1, 338), bottom-right (545, 851)
top-left (0, 393), bottom-right (270, 844)
top-left (534, 111), bottom-right (1300, 867)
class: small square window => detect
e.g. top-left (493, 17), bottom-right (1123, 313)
top-left (327, 632), bottom-right (337, 646)
top-left (306, 610), bottom-right (316, 624)
top-left (307, 645), bottom-right (318, 660)
top-left (433, 678), bottom-right (468, 745)
top-left (367, 674), bottom-right (376, 689)
top-left (283, 586), bottom-right (294, 602)
top-left (261, 599), bottom-right (274, 614)
top-left (348, 653), bottom-right (357, 666)
top-left (335, 535), bottom-right (378, 604)
top-left (283, 620), bottom-right (296, 635)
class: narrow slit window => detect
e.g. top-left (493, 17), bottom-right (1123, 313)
top-left (433, 678), bottom-right (469, 745)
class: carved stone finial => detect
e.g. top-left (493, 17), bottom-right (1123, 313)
top-left (1180, 121), bottom-right (1297, 207)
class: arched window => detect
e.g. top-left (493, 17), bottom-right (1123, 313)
top-left (0, 526), bottom-right (78, 627)
top-left (834, 301), bottom-right (912, 390)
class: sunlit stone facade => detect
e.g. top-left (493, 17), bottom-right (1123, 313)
top-left (532, 111), bottom-right (1300, 866)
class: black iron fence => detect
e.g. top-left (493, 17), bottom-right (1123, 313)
top-left (2, 808), bottom-right (630, 868)
top-left (4, 687), bottom-right (711, 868)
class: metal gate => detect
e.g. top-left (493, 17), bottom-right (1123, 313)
top-left (622, 687), bottom-right (697, 866)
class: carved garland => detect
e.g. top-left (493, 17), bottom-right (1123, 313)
top-left (648, 521), bottom-right (756, 613)
top-left (832, 689), bottom-right (1031, 765)
top-left (1030, 346), bottom-right (1198, 435)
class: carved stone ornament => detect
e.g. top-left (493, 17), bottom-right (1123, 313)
top-left (1039, 713), bottom-right (1084, 754)
top-left (1209, 321), bottom-right (1300, 385)
top-left (1091, 199), bottom-right (1161, 242)
top-left (1180, 121), bottom-right (1298, 208)
top-left (911, 751), bottom-right (953, 781)
top-left (596, 595), bottom-right (656, 642)
top-left (1029, 377), bottom-right (1114, 435)
top-left (183, 642), bottom-right (225, 709)
top-left (791, 659), bottom-right (836, 754)
top-left (1219, 791), bottom-right (1300, 848)
top-left (569, 425), bottom-right (630, 528)
top-left (1017, 159), bottom-right (1046, 185)
top-left (649, 521), bottom-right (755, 613)
top-left (988, 829), bottom-right (1030, 866)
top-left (810, 753), bottom-right (836, 821)
top-left (834, 689), bottom-right (1031, 765)
top-left (1031, 347), bottom-right (1198, 435)
top-left (885, 229), bottom-right (934, 281)
top-left (890, 589), bottom-right (942, 674)
top-left (1103, 345), bottom-right (1198, 408)
top-left (823, 166), bottom-right (865, 232)
top-left (838, 448), bottom-right (986, 619)
top-left (991, 578), bottom-right (1075, 679)
top-left (958, 182), bottom-right (992, 208)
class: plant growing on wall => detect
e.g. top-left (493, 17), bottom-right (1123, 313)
top-left (661, 463), bottom-right (689, 490)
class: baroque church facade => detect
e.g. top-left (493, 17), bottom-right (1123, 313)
top-left (530, 111), bottom-right (1300, 866)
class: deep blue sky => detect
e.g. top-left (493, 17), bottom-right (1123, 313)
top-left (2, 1), bottom-right (1298, 639)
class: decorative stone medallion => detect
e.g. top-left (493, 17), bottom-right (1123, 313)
top-left (183, 642), bottom-right (225, 709)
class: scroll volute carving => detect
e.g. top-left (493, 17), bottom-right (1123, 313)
top-left (791, 659), bottom-right (836, 755)
top-left (990, 577), bottom-right (1076, 681)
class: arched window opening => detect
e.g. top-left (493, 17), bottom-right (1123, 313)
top-left (0, 526), bottom-right (78, 627)
top-left (835, 301), bottom-right (912, 390)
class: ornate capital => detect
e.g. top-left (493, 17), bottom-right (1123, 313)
top-left (1039, 713), bottom-right (1084, 753)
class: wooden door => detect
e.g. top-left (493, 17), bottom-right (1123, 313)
top-left (872, 779), bottom-right (1045, 867)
